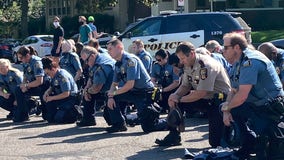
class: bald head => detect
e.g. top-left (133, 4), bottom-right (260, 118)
top-left (257, 42), bottom-right (278, 60)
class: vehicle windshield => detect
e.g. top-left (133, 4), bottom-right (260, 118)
top-left (40, 36), bottom-right (53, 42)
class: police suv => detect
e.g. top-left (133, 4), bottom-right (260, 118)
top-left (117, 12), bottom-right (251, 56)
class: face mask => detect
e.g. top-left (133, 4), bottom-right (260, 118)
top-left (79, 21), bottom-right (84, 25)
top-left (53, 22), bottom-right (59, 27)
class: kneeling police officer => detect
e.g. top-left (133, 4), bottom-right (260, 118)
top-left (155, 42), bottom-right (231, 147)
top-left (76, 46), bottom-right (115, 126)
top-left (42, 57), bottom-right (79, 124)
top-left (106, 39), bottom-right (164, 133)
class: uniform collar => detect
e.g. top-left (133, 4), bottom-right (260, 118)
top-left (191, 53), bottom-right (201, 69)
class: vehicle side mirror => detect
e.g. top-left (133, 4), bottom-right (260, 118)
top-left (114, 32), bottom-right (121, 36)
top-left (125, 32), bottom-right (132, 38)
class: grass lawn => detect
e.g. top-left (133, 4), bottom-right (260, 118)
top-left (252, 30), bottom-right (284, 43)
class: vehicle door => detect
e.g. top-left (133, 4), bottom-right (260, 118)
top-left (120, 17), bottom-right (163, 57)
top-left (162, 15), bottom-right (204, 54)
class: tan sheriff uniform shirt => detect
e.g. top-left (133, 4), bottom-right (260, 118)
top-left (181, 53), bottom-right (231, 99)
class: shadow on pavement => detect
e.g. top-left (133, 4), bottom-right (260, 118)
top-left (125, 147), bottom-right (204, 160)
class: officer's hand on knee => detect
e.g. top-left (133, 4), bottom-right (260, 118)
top-left (107, 98), bottom-right (115, 110)
top-left (84, 93), bottom-right (91, 101)
top-left (168, 99), bottom-right (176, 108)
top-left (223, 112), bottom-right (233, 126)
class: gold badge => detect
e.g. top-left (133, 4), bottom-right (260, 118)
top-left (127, 59), bottom-right (135, 67)
top-left (89, 70), bottom-right (94, 77)
top-left (9, 76), bottom-right (13, 82)
top-left (27, 67), bottom-right (32, 72)
top-left (54, 79), bottom-right (59, 86)
top-left (194, 76), bottom-right (200, 84)
top-left (200, 68), bottom-right (208, 80)
top-left (165, 71), bottom-right (169, 77)
top-left (242, 60), bottom-right (251, 67)
top-left (276, 67), bottom-right (281, 75)
top-left (188, 76), bottom-right (192, 82)
top-left (120, 67), bottom-right (125, 74)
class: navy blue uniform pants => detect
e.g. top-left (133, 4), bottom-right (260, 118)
top-left (81, 93), bottom-right (106, 122)
top-left (230, 102), bottom-right (271, 154)
top-left (14, 84), bottom-right (48, 121)
top-left (107, 90), bottom-right (152, 125)
top-left (44, 96), bottom-right (77, 123)
top-left (179, 99), bottom-right (224, 147)
top-left (0, 95), bottom-right (15, 113)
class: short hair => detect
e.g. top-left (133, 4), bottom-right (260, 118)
top-left (175, 42), bottom-right (195, 56)
top-left (79, 16), bottom-right (86, 22)
top-left (168, 53), bottom-right (180, 66)
top-left (257, 42), bottom-right (277, 55)
top-left (155, 48), bottom-right (169, 59)
top-left (81, 46), bottom-right (99, 57)
top-left (88, 38), bottom-right (100, 49)
top-left (205, 40), bottom-right (221, 51)
top-left (53, 16), bottom-right (60, 22)
top-left (61, 39), bottom-right (75, 53)
top-left (132, 39), bottom-right (144, 48)
top-left (42, 57), bottom-right (58, 70)
top-left (223, 33), bottom-right (248, 51)
top-left (195, 47), bottom-right (210, 55)
top-left (75, 42), bottom-right (84, 55)
top-left (107, 38), bottom-right (123, 47)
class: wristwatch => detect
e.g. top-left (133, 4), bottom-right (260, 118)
top-left (221, 104), bottom-right (231, 112)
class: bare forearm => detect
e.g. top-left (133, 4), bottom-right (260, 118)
top-left (163, 81), bottom-right (179, 92)
top-left (174, 84), bottom-right (190, 97)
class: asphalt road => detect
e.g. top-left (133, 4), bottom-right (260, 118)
top-left (0, 109), bottom-right (211, 160)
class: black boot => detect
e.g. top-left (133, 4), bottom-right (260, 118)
top-left (76, 118), bottom-right (96, 127)
top-left (106, 122), bottom-right (127, 133)
top-left (155, 129), bottom-right (181, 146)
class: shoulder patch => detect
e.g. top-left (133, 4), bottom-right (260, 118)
top-left (200, 68), bottom-right (208, 80)
top-left (35, 61), bottom-right (41, 68)
top-left (127, 59), bottom-right (135, 67)
top-left (242, 60), bottom-right (251, 67)
top-left (144, 55), bottom-right (150, 61)
top-left (62, 77), bottom-right (67, 82)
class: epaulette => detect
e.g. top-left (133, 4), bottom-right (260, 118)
top-left (242, 56), bottom-right (251, 67)
top-left (198, 60), bottom-right (205, 68)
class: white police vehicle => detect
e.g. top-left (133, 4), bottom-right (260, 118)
top-left (117, 11), bottom-right (251, 56)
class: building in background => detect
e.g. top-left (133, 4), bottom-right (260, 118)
top-left (45, 0), bottom-right (284, 32)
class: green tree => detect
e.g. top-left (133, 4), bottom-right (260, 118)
top-left (75, 0), bottom-right (158, 13)
top-left (0, 0), bottom-right (45, 38)
top-left (75, 0), bottom-right (118, 13)
top-left (0, 1), bottom-right (21, 37)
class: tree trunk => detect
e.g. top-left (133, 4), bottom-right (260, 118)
top-left (21, 0), bottom-right (29, 38)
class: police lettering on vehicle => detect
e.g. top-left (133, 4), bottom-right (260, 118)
top-left (144, 41), bottom-right (183, 52)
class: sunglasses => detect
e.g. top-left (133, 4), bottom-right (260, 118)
top-left (85, 54), bottom-right (92, 63)
top-left (156, 59), bottom-right (162, 62)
